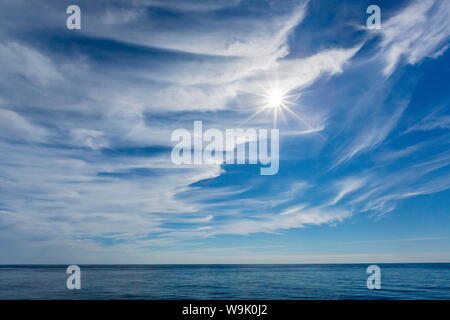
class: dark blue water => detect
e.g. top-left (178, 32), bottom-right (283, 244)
top-left (0, 264), bottom-right (449, 299)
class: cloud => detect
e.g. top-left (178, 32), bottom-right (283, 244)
top-left (263, 45), bottom-right (361, 92)
top-left (379, 0), bottom-right (450, 75)
top-left (0, 41), bottom-right (61, 86)
top-left (89, 1), bottom-right (309, 57)
top-left (375, 144), bottom-right (422, 162)
top-left (144, 0), bottom-right (243, 12)
top-left (70, 129), bottom-right (109, 150)
top-left (332, 99), bottom-right (408, 168)
top-left (0, 0), bottom-right (449, 264)
top-left (0, 109), bottom-right (47, 142)
top-left (0, 138), bottom-right (224, 248)
top-left (404, 114), bottom-right (450, 133)
top-left (338, 236), bottom-right (448, 245)
top-left (212, 206), bottom-right (351, 236)
top-left (329, 177), bottom-right (367, 206)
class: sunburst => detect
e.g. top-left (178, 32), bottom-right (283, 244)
top-left (241, 80), bottom-right (311, 129)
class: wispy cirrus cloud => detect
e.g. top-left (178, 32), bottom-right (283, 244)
top-left (378, 0), bottom-right (450, 75)
top-left (0, 0), bottom-right (449, 263)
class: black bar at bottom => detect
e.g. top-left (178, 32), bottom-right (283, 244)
top-left (1, 300), bottom-right (449, 318)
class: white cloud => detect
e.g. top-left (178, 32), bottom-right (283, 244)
top-left (89, 1), bottom-right (309, 58)
top-left (70, 129), bottom-right (109, 150)
top-left (213, 206), bottom-right (351, 236)
top-left (379, 0), bottom-right (450, 75)
top-left (0, 41), bottom-right (61, 86)
top-left (144, 0), bottom-right (243, 12)
top-left (1, 0), bottom-right (448, 264)
top-left (405, 115), bottom-right (450, 133)
top-left (329, 177), bottom-right (366, 206)
top-left (332, 99), bottom-right (408, 168)
top-left (241, 45), bottom-right (361, 94)
top-left (0, 109), bottom-right (47, 142)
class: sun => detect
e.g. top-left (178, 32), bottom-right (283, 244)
top-left (266, 88), bottom-right (285, 109)
top-left (241, 81), bottom-right (311, 129)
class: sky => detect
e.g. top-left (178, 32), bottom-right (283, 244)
top-left (0, 0), bottom-right (449, 264)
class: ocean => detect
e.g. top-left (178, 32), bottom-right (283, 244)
top-left (0, 264), bottom-right (449, 300)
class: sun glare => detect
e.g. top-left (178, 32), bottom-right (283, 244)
top-left (267, 89), bottom-right (285, 109)
top-left (240, 80), bottom-right (312, 130)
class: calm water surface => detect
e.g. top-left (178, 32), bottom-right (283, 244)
top-left (0, 264), bottom-right (449, 299)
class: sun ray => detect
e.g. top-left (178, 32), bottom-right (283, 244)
top-left (241, 74), bottom-right (314, 129)
top-left (280, 103), bottom-right (311, 129)
top-left (278, 106), bottom-right (288, 125)
top-left (240, 104), bottom-right (271, 126)
top-left (273, 105), bottom-right (278, 128)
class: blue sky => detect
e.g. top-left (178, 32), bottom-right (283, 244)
top-left (0, 0), bottom-right (449, 263)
